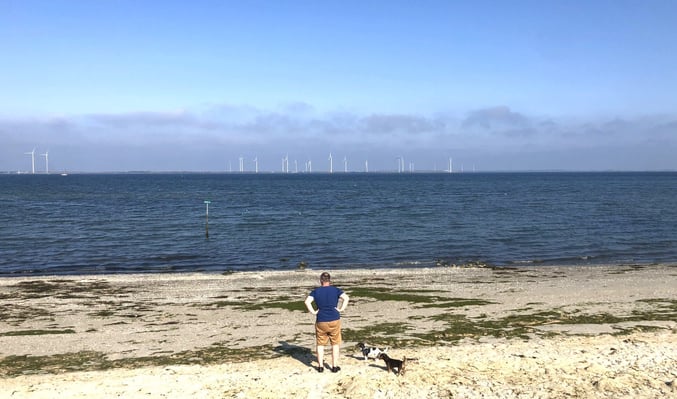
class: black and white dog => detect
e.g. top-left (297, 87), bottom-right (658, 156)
top-left (356, 342), bottom-right (389, 361)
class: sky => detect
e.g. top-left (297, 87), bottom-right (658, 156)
top-left (1, 0), bottom-right (676, 172)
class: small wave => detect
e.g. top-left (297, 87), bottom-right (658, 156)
top-left (508, 260), bottom-right (540, 265)
top-left (393, 260), bottom-right (425, 266)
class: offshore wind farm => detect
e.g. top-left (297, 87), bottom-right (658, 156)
top-left (224, 154), bottom-right (459, 174)
top-left (221, 154), bottom-right (458, 174)
top-left (10, 149), bottom-right (462, 174)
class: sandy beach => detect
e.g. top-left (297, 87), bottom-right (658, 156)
top-left (1, 264), bottom-right (675, 398)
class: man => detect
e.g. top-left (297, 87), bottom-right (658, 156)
top-left (304, 272), bottom-right (349, 373)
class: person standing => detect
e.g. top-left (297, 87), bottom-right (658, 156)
top-left (304, 272), bottom-right (349, 373)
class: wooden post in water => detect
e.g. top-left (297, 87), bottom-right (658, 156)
top-left (204, 200), bottom-right (211, 238)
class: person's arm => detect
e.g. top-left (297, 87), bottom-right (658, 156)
top-left (337, 293), bottom-right (349, 312)
top-left (305, 295), bottom-right (318, 315)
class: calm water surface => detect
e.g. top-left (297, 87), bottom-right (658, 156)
top-left (1, 172), bottom-right (676, 275)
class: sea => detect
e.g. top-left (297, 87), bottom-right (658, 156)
top-left (1, 172), bottom-right (676, 276)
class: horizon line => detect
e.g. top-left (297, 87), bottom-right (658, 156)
top-left (3, 169), bottom-right (676, 175)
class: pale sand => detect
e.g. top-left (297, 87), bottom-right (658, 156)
top-left (1, 264), bottom-right (675, 398)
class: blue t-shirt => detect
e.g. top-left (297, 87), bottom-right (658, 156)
top-left (309, 285), bottom-right (344, 322)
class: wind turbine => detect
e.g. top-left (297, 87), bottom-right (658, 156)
top-left (253, 157), bottom-right (258, 173)
top-left (282, 154), bottom-right (289, 173)
top-left (365, 159), bottom-right (369, 173)
top-left (239, 156), bottom-right (244, 172)
top-left (448, 157), bottom-right (453, 173)
top-left (328, 153), bottom-right (333, 174)
top-left (343, 156), bottom-right (348, 173)
top-left (24, 149), bottom-right (35, 174)
top-left (41, 151), bottom-right (49, 174)
top-left (396, 157), bottom-right (403, 173)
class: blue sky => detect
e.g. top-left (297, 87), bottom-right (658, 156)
top-left (1, 0), bottom-right (676, 172)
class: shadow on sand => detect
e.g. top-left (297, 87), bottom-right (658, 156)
top-left (273, 341), bottom-right (315, 367)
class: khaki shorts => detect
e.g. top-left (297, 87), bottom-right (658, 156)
top-left (315, 320), bottom-right (342, 345)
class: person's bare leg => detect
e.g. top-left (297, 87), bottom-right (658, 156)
top-left (331, 344), bottom-right (340, 368)
top-left (317, 345), bottom-right (325, 370)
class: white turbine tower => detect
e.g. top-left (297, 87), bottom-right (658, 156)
top-left (24, 148), bottom-right (35, 174)
top-left (448, 157), bottom-right (453, 173)
top-left (253, 157), bottom-right (258, 173)
top-left (41, 151), bottom-right (49, 174)
top-left (328, 153), bottom-right (333, 174)
top-left (239, 156), bottom-right (244, 173)
top-left (283, 154), bottom-right (289, 173)
top-left (343, 156), bottom-right (348, 173)
top-left (365, 159), bottom-right (369, 173)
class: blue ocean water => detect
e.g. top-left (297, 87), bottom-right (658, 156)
top-left (1, 172), bottom-right (676, 275)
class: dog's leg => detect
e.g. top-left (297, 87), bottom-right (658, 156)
top-left (398, 357), bottom-right (407, 376)
top-left (382, 356), bottom-right (392, 373)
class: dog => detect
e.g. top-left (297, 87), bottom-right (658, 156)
top-left (355, 342), bottom-right (389, 361)
top-left (378, 353), bottom-right (407, 376)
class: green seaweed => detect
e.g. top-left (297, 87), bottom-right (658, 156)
top-left (344, 286), bottom-right (446, 304)
top-left (344, 287), bottom-right (495, 310)
top-left (198, 297), bottom-right (306, 312)
top-left (422, 298), bottom-right (496, 308)
top-left (0, 329), bottom-right (76, 337)
top-left (8, 279), bottom-right (131, 300)
top-left (343, 322), bottom-right (414, 347)
top-left (0, 343), bottom-right (282, 377)
top-left (0, 304), bottom-right (53, 324)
